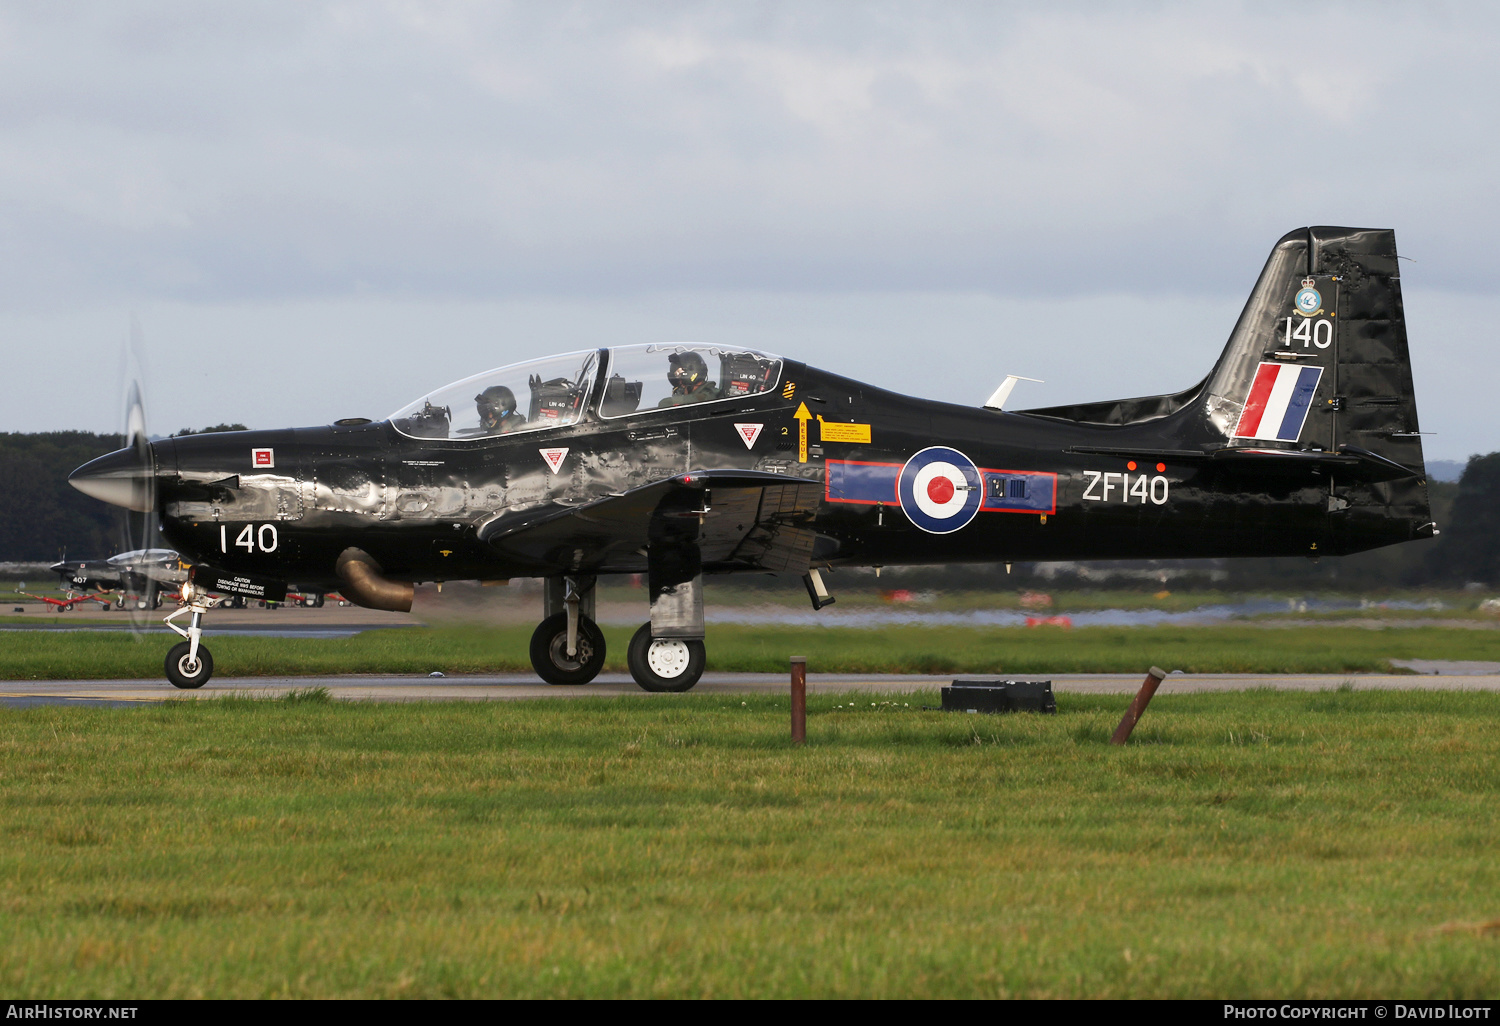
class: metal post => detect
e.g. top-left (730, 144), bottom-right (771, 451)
top-left (1110, 666), bottom-right (1167, 745)
top-left (790, 656), bottom-right (806, 745)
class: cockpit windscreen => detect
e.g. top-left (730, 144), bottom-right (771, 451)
top-left (390, 351), bottom-right (599, 439)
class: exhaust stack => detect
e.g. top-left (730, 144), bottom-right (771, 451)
top-left (335, 548), bottom-right (414, 612)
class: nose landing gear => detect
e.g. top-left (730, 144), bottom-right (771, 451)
top-left (162, 581), bottom-right (221, 689)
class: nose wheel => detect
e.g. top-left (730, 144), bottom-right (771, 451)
top-left (164, 641), bottom-right (214, 689)
top-left (162, 581), bottom-right (221, 689)
top-left (627, 624), bottom-right (705, 692)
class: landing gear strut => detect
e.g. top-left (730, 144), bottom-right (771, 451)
top-left (627, 568), bottom-right (707, 693)
top-left (529, 576), bottom-right (606, 685)
top-left (162, 581), bottom-right (221, 689)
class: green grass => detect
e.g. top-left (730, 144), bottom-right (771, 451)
top-left (5, 623), bottom-right (1500, 680)
top-left (1, 690), bottom-right (1497, 997)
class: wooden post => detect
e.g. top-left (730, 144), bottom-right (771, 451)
top-left (1110, 666), bottom-right (1167, 745)
top-left (790, 656), bottom-right (806, 745)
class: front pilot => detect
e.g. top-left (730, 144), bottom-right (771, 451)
top-left (657, 352), bottom-right (717, 407)
top-left (476, 385), bottom-right (525, 433)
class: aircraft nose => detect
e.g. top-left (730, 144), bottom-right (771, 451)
top-left (69, 445), bottom-right (157, 512)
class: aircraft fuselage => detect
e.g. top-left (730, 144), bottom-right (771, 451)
top-left (148, 358), bottom-right (1428, 590)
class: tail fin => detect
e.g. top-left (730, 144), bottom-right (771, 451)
top-left (1024, 227), bottom-right (1426, 469)
top-left (1200, 226), bottom-right (1425, 474)
top-left (1022, 226), bottom-right (1434, 550)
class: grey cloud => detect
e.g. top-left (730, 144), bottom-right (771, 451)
top-left (0, 2), bottom-right (1494, 309)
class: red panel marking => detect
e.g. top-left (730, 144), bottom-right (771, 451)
top-left (824, 459), bottom-right (902, 506)
top-left (827, 460), bottom-right (1059, 516)
top-left (977, 467), bottom-right (1059, 516)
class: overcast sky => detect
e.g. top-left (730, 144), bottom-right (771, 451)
top-left (1, 2), bottom-right (1496, 459)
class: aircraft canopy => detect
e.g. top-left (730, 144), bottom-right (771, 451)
top-left (390, 344), bottom-right (783, 439)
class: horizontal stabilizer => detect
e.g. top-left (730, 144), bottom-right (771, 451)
top-left (1064, 443), bottom-right (1418, 482)
top-left (1206, 445), bottom-right (1418, 482)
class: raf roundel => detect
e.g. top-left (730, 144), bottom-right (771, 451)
top-left (897, 446), bottom-right (983, 534)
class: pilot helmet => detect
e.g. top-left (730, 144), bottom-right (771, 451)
top-left (668, 351), bottom-right (708, 390)
top-left (475, 385), bottom-right (517, 418)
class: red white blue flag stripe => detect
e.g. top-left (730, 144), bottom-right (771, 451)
top-left (1234, 362), bottom-right (1323, 441)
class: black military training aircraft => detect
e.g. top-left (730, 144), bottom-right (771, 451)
top-left (69, 226), bottom-right (1433, 691)
top-left (49, 548), bottom-right (184, 609)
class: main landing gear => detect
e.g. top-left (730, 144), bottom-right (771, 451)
top-left (162, 581), bottom-right (221, 689)
top-left (626, 625), bottom-right (704, 692)
top-left (529, 576), bottom-right (607, 685)
top-left (525, 573), bottom-right (710, 692)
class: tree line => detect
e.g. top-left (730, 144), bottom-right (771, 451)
top-left (0, 427), bottom-right (246, 564)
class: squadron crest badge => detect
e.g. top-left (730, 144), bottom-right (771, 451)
top-left (1294, 277), bottom-right (1323, 317)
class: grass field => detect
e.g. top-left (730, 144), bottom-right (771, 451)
top-left (1, 689), bottom-right (1497, 998)
top-left (4, 622), bottom-right (1500, 680)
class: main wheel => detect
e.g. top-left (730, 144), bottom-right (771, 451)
top-left (164, 641), bottom-right (214, 689)
top-left (627, 623), bottom-right (705, 693)
top-left (529, 613), bottom-right (607, 685)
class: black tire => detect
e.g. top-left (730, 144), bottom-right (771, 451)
top-left (164, 641), bottom-right (213, 689)
top-left (529, 613), bottom-right (607, 685)
top-left (311, 594), bottom-right (325, 608)
top-left (627, 623), bottom-right (705, 693)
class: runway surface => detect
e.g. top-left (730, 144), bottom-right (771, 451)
top-left (5, 670), bottom-right (1500, 706)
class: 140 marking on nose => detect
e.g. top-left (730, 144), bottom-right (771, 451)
top-left (1082, 471), bottom-right (1169, 505)
top-left (220, 523), bottom-right (279, 553)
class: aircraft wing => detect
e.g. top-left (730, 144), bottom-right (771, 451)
top-left (476, 470), bottom-right (824, 573)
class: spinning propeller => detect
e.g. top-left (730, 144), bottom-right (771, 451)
top-left (106, 321), bottom-right (161, 631)
top-left (120, 322), bottom-right (161, 629)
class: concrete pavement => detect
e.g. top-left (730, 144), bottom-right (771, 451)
top-left (4, 670), bottom-right (1500, 706)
